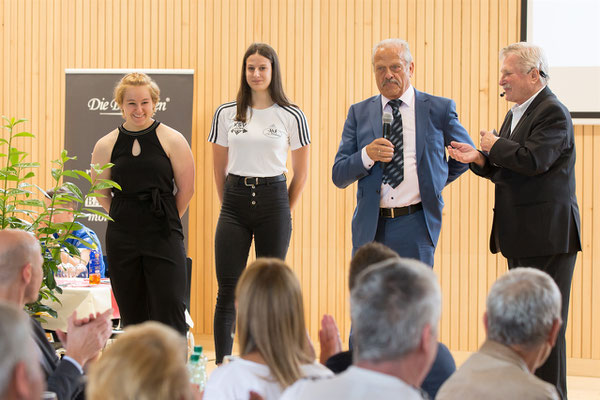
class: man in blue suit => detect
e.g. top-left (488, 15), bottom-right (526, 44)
top-left (332, 38), bottom-right (474, 265)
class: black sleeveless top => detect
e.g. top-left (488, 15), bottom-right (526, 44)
top-left (109, 120), bottom-right (183, 237)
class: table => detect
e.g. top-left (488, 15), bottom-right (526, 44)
top-left (41, 278), bottom-right (120, 332)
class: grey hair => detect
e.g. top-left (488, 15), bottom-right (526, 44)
top-left (0, 302), bottom-right (38, 396)
top-left (372, 38), bottom-right (413, 66)
top-left (0, 229), bottom-right (40, 285)
top-left (500, 42), bottom-right (550, 84)
top-left (486, 267), bottom-right (561, 348)
top-left (351, 257), bottom-right (441, 362)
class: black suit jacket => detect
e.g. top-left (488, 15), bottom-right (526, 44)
top-left (30, 318), bottom-right (85, 400)
top-left (471, 86), bottom-right (581, 258)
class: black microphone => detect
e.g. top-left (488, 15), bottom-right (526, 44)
top-left (381, 112), bottom-right (393, 167)
top-left (500, 92), bottom-right (506, 97)
top-left (382, 112), bottom-right (393, 139)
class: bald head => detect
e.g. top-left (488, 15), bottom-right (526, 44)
top-left (0, 229), bottom-right (43, 304)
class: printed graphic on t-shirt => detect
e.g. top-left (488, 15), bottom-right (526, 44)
top-left (231, 121), bottom-right (248, 135)
top-left (263, 124), bottom-right (283, 138)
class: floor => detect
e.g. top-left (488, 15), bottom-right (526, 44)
top-left (193, 334), bottom-right (600, 399)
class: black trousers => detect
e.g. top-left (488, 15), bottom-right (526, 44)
top-left (106, 226), bottom-right (188, 335)
top-left (508, 252), bottom-right (577, 400)
top-left (213, 178), bottom-right (291, 363)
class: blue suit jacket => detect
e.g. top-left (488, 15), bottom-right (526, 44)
top-left (332, 90), bottom-right (474, 253)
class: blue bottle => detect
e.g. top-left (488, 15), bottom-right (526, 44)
top-left (89, 249), bottom-right (101, 284)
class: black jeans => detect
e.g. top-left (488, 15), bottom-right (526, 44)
top-left (213, 177), bottom-right (291, 363)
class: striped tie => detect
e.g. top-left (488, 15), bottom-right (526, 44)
top-left (382, 99), bottom-right (404, 188)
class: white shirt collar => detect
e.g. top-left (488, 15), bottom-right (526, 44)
top-left (511, 85), bottom-right (546, 116)
top-left (381, 85), bottom-right (415, 110)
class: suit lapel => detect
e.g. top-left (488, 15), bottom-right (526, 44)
top-left (414, 90), bottom-right (429, 166)
top-left (369, 95), bottom-right (383, 141)
top-left (499, 112), bottom-right (513, 138)
top-left (30, 317), bottom-right (58, 376)
top-left (508, 86), bottom-right (552, 140)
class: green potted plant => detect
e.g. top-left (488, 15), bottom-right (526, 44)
top-left (0, 116), bottom-right (120, 319)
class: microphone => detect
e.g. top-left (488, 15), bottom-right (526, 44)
top-left (381, 112), bottom-right (393, 167)
top-left (500, 92), bottom-right (506, 97)
top-left (382, 112), bottom-right (393, 139)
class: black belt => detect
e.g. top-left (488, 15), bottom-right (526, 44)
top-left (226, 174), bottom-right (286, 186)
top-left (379, 202), bottom-right (423, 218)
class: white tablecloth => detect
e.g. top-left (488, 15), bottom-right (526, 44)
top-left (41, 278), bottom-right (114, 332)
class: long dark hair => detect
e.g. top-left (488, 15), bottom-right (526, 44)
top-left (235, 43), bottom-right (293, 122)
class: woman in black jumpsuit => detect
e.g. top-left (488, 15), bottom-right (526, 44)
top-left (91, 73), bottom-right (195, 335)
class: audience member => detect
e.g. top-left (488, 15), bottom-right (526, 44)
top-left (320, 242), bottom-right (455, 399)
top-left (45, 186), bottom-right (106, 277)
top-left (86, 321), bottom-right (195, 400)
top-left (0, 302), bottom-right (45, 400)
top-left (436, 268), bottom-right (561, 399)
top-left (282, 257), bottom-right (441, 399)
top-left (0, 229), bottom-right (112, 400)
top-left (203, 258), bottom-right (332, 400)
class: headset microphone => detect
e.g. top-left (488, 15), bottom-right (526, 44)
top-left (500, 92), bottom-right (506, 97)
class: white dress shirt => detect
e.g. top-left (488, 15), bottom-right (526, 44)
top-left (510, 85), bottom-right (546, 135)
top-left (361, 85), bottom-right (421, 208)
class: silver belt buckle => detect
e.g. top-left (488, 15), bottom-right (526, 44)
top-left (244, 177), bottom-right (258, 187)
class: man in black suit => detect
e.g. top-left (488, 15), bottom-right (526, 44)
top-left (448, 42), bottom-right (581, 399)
top-left (0, 229), bottom-right (113, 400)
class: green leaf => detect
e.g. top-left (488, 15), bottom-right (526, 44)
top-left (51, 168), bottom-right (61, 180)
top-left (61, 170), bottom-right (80, 179)
top-left (62, 241), bottom-right (82, 257)
top-left (13, 162), bottom-right (39, 168)
top-left (96, 179), bottom-right (122, 191)
top-left (18, 199), bottom-right (45, 207)
top-left (83, 208), bottom-right (111, 220)
top-left (13, 118), bottom-right (28, 125)
top-left (63, 182), bottom-right (84, 200)
top-left (72, 169), bottom-right (93, 183)
top-left (13, 131), bottom-right (35, 138)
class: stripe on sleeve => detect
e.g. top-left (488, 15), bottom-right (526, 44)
top-left (282, 105), bottom-right (310, 147)
top-left (208, 101), bottom-right (236, 143)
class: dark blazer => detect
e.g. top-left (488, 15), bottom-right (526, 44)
top-left (332, 90), bottom-right (473, 253)
top-left (471, 86), bottom-right (581, 258)
top-left (30, 318), bottom-right (85, 400)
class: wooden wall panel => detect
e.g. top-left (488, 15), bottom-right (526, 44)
top-left (1, 0), bottom-right (599, 371)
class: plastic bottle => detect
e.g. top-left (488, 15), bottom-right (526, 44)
top-left (88, 249), bottom-right (101, 284)
top-left (77, 263), bottom-right (88, 279)
top-left (187, 354), bottom-right (202, 392)
top-left (192, 346), bottom-right (207, 391)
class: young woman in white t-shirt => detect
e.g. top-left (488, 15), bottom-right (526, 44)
top-left (208, 43), bottom-right (311, 364)
top-left (202, 259), bottom-right (332, 400)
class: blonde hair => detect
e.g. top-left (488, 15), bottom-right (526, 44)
top-left (113, 72), bottom-right (161, 110)
top-left (86, 321), bottom-right (191, 400)
top-left (236, 258), bottom-right (313, 388)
